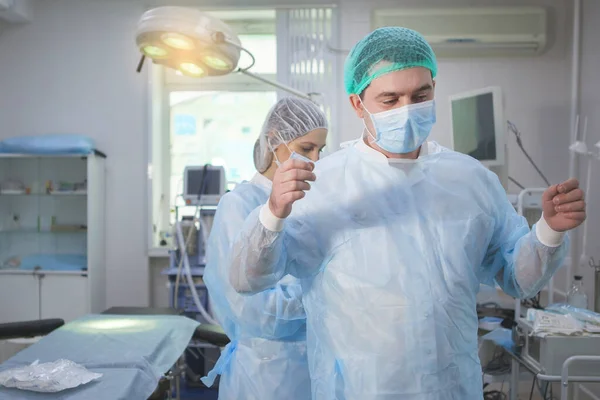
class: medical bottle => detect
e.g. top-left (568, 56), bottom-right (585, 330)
top-left (566, 275), bottom-right (588, 309)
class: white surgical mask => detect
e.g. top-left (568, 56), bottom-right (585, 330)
top-left (362, 100), bottom-right (436, 154)
top-left (273, 148), bottom-right (314, 167)
top-left (269, 131), bottom-right (315, 167)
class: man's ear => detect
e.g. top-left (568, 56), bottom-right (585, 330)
top-left (349, 94), bottom-right (364, 119)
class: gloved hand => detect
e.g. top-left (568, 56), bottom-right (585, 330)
top-left (542, 178), bottom-right (586, 232)
top-left (268, 159), bottom-right (316, 219)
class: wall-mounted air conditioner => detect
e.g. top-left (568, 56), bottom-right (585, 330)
top-left (372, 7), bottom-right (547, 58)
top-left (0, 0), bottom-right (13, 12)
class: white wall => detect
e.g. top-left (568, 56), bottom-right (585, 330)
top-left (0, 0), bottom-right (150, 307)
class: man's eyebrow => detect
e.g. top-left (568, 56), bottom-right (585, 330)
top-left (414, 84), bottom-right (433, 93)
top-left (375, 91), bottom-right (401, 99)
top-left (375, 84), bottom-right (433, 99)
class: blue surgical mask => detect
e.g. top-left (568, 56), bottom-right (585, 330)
top-left (362, 100), bottom-right (436, 154)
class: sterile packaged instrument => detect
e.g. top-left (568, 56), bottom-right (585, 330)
top-left (0, 359), bottom-right (102, 393)
top-left (545, 303), bottom-right (600, 328)
top-left (526, 309), bottom-right (583, 337)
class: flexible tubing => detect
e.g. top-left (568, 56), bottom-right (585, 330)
top-left (175, 221), bottom-right (218, 325)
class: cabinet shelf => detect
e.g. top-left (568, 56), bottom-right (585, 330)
top-left (0, 269), bottom-right (88, 276)
top-left (0, 153), bottom-right (105, 324)
top-left (0, 229), bottom-right (87, 234)
top-left (0, 191), bottom-right (87, 197)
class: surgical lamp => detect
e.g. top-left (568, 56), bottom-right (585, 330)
top-left (135, 7), bottom-right (316, 101)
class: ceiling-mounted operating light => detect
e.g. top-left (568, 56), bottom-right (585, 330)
top-left (161, 32), bottom-right (195, 50)
top-left (135, 6), bottom-right (317, 101)
top-left (135, 6), bottom-right (241, 77)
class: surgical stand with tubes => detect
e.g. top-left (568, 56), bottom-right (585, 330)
top-left (484, 318), bottom-right (600, 400)
top-left (0, 308), bottom-right (230, 399)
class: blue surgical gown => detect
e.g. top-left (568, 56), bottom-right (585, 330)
top-left (228, 141), bottom-right (568, 400)
top-left (202, 173), bottom-right (311, 400)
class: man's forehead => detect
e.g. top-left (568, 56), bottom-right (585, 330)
top-left (368, 68), bottom-right (433, 95)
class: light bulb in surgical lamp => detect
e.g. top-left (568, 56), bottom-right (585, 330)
top-left (179, 62), bottom-right (205, 77)
top-left (162, 32), bottom-right (195, 50)
top-left (142, 45), bottom-right (168, 58)
top-left (202, 55), bottom-right (231, 71)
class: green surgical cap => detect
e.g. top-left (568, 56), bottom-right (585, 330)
top-left (344, 27), bottom-right (438, 95)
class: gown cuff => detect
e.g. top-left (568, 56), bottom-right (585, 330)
top-left (260, 204), bottom-right (286, 232)
top-left (535, 215), bottom-right (565, 248)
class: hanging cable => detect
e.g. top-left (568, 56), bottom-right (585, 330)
top-left (173, 165), bottom-right (218, 325)
top-left (507, 121), bottom-right (551, 186)
top-left (508, 176), bottom-right (525, 190)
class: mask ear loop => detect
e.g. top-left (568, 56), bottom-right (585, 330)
top-left (268, 130), bottom-right (294, 167)
top-left (358, 98), bottom-right (378, 144)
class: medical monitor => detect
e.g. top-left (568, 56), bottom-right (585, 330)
top-left (450, 86), bottom-right (505, 167)
top-left (183, 165), bottom-right (226, 206)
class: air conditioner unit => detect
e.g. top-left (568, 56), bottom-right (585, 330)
top-left (0, 0), bottom-right (13, 12)
top-left (372, 7), bottom-right (547, 58)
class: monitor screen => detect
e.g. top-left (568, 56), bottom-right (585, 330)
top-left (451, 92), bottom-right (497, 162)
top-left (186, 168), bottom-right (222, 197)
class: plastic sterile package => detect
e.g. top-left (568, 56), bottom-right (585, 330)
top-left (527, 309), bottom-right (583, 337)
top-left (0, 359), bottom-right (102, 393)
top-left (545, 303), bottom-right (600, 327)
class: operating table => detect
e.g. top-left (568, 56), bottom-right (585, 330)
top-left (0, 308), bottom-right (230, 399)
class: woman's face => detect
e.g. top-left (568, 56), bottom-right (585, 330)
top-left (274, 128), bottom-right (328, 164)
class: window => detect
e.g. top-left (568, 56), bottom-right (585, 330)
top-left (149, 10), bottom-right (278, 249)
top-left (237, 34), bottom-right (277, 74)
top-left (169, 90), bottom-right (277, 221)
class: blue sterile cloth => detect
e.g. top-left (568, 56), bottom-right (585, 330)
top-left (0, 135), bottom-right (95, 155)
top-left (0, 314), bottom-right (200, 399)
top-left (481, 328), bottom-right (516, 353)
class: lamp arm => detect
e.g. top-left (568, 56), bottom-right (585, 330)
top-left (219, 35), bottom-right (319, 101)
top-left (238, 69), bottom-right (316, 101)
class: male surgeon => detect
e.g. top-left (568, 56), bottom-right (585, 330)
top-left (228, 27), bottom-right (586, 399)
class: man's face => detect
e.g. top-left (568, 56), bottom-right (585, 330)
top-left (349, 67), bottom-right (435, 135)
